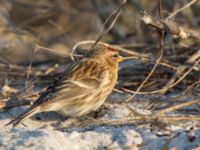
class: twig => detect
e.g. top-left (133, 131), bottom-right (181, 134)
top-left (141, 12), bottom-right (200, 40)
top-left (0, 63), bottom-right (42, 73)
top-left (48, 19), bottom-right (75, 60)
top-left (125, 0), bottom-right (164, 102)
top-left (91, 0), bottom-right (127, 41)
top-left (161, 50), bottom-right (200, 93)
top-left (155, 99), bottom-right (200, 116)
top-left (72, 41), bottom-right (177, 70)
top-left (122, 58), bottom-right (200, 94)
top-left (113, 88), bottom-right (124, 94)
top-left (123, 56), bottom-right (177, 70)
top-left (166, 0), bottom-right (196, 21)
top-left (48, 19), bottom-right (74, 47)
top-left (72, 40), bottom-right (149, 59)
top-left (58, 114), bottom-right (200, 130)
top-left (157, 115), bottom-right (200, 122)
top-left (124, 45), bottom-right (163, 101)
top-left (90, 0), bottom-right (127, 49)
top-left (36, 44), bottom-right (82, 58)
top-left (158, 0), bottom-right (162, 19)
top-left (25, 38), bottom-right (39, 88)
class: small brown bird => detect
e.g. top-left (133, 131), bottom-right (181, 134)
top-left (7, 44), bottom-right (122, 127)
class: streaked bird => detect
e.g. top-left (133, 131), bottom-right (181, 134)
top-left (6, 44), bottom-right (122, 127)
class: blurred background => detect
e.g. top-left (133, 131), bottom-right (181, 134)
top-left (0, 0), bottom-right (199, 97)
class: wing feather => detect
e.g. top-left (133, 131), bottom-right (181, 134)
top-left (33, 59), bottom-right (107, 107)
top-left (6, 59), bottom-right (108, 127)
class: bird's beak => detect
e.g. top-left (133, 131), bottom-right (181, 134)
top-left (118, 56), bottom-right (124, 62)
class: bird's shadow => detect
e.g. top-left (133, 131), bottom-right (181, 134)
top-left (32, 111), bottom-right (65, 122)
top-left (2, 102), bottom-right (111, 128)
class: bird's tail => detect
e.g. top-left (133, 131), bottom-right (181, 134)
top-left (5, 106), bottom-right (39, 127)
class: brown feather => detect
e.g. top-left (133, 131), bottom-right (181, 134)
top-left (6, 45), bottom-right (120, 127)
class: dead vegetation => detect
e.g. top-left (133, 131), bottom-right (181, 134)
top-left (0, 0), bottom-right (199, 147)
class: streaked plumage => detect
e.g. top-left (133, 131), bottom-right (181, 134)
top-left (6, 44), bottom-right (122, 127)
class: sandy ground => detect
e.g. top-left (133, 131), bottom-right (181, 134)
top-left (0, 93), bottom-right (200, 150)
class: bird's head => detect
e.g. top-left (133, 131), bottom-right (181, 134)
top-left (86, 44), bottom-right (123, 68)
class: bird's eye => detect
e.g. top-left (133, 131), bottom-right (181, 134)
top-left (113, 54), bottom-right (119, 58)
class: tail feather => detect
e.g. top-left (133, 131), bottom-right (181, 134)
top-left (6, 107), bottom-right (39, 127)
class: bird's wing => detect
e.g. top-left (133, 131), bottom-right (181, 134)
top-left (6, 78), bottom-right (101, 127)
top-left (33, 59), bottom-right (107, 106)
top-left (6, 59), bottom-right (105, 127)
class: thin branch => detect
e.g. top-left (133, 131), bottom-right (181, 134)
top-left (123, 56), bottom-right (177, 70)
top-left (48, 19), bottom-right (75, 60)
top-left (161, 49), bottom-right (200, 93)
top-left (155, 99), bottom-right (200, 116)
top-left (58, 114), bottom-right (200, 130)
top-left (124, 50), bottom-right (163, 101)
top-left (125, 0), bottom-right (164, 102)
top-left (166, 0), bottom-right (196, 21)
top-left (72, 40), bottom-right (177, 70)
top-left (25, 37), bottom-right (40, 88)
top-left (90, 0), bottom-right (127, 49)
top-left (36, 44), bottom-right (82, 58)
top-left (141, 12), bottom-right (200, 40)
top-left (72, 40), bottom-right (149, 59)
top-left (123, 58), bottom-right (200, 94)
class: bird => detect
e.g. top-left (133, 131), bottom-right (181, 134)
top-left (6, 44), bottom-right (123, 127)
